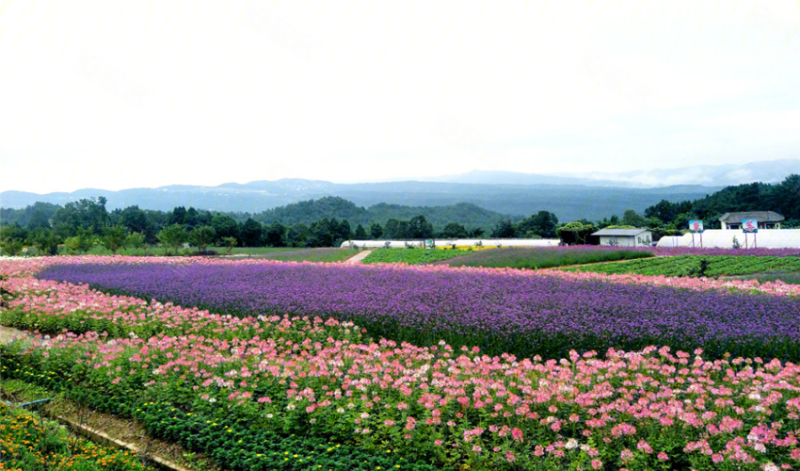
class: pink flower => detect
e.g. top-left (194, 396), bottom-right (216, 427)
top-left (590, 459), bottom-right (603, 470)
top-left (620, 449), bottom-right (634, 463)
top-left (511, 427), bottom-right (523, 442)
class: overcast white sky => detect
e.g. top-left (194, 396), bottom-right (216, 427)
top-left (1, 0), bottom-right (798, 193)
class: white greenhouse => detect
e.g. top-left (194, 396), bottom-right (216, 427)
top-left (341, 239), bottom-right (561, 248)
top-left (655, 229), bottom-right (800, 249)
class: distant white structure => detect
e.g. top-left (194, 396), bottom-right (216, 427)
top-left (719, 211), bottom-right (784, 230)
top-left (591, 228), bottom-right (653, 247)
top-left (656, 229), bottom-right (800, 249)
top-left (341, 239), bottom-right (561, 248)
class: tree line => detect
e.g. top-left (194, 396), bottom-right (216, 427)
top-left (0, 197), bottom-right (561, 255)
top-left (1, 175), bottom-right (797, 255)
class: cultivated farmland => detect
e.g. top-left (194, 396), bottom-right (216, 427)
top-left (2, 255), bottom-right (800, 471)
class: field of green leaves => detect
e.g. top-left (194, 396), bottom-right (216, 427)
top-left (563, 254), bottom-right (800, 277)
top-left (362, 247), bottom-right (473, 264)
top-left (436, 246), bottom-right (654, 270)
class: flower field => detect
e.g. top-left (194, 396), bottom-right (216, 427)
top-left (35, 260), bottom-right (800, 360)
top-left (0, 401), bottom-right (154, 471)
top-left (2, 256), bottom-right (800, 470)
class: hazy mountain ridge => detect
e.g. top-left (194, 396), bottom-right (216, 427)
top-left (412, 159), bottom-right (799, 187)
top-left (1, 181), bottom-right (721, 222)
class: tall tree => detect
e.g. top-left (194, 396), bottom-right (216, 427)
top-left (100, 225), bottom-right (128, 254)
top-left (369, 223), bottom-right (383, 240)
top-left (264, 221), bottom-right (287, 247)
top-left (354, 224), bottom-right (368, 240)
top-left (240, 218), bottom-right (263, 247)
top-left (189, 225), bottom-right (216, 252)
top-left (157, 224), bottom-right (188, 255)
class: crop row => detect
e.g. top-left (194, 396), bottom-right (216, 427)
top-left (433, 247), bottom-right (654, 270)
top-left (362, 248), bottom-right (474, 265)
top-left (2, 259), bottom-right (800, 470)
top-left (565, 255), bottom-right (800, 278)
top-left (36, 260), bottom-right (800, 361)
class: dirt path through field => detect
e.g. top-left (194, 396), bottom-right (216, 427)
top-left (0, 325), bottom-right (38, 348)
top-left (344, 250), bottom-right (373, 264)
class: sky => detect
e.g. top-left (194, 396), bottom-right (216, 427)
top-left (1, 0), bottom-right (798, 194)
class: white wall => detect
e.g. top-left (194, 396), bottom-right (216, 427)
top-left (655, 229), bottom-right (800, 249)
top-left (341, 239), bottom-right (561, 248)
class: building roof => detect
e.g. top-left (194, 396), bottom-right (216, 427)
top-left (718, 211), bottom-right (785, 223)
top-left (591, 228), bottom-right (651, 237)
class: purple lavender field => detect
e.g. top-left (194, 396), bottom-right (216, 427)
top-left (38, 262), bottom-right (800, 360)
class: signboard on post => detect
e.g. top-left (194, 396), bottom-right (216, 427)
top-left (742, 219), bottom-right (758, 233)
top-left (424, 239), bottom-right (434, 249)
top-left (688, 220), bottom-right (704, 248)
top-left (742, 219), bottom-right (758, 248)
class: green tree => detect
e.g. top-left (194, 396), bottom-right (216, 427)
top-left (189, 225), bottom-right (216, 252)
top-left (335, 219), bottom-right (352, 244)
top-left (221, 236), bottom-right (238, 255)
top-left (264, 222), bottom-right (287, 247)
top-left (28, 210), bottom-right (51, 230)
top-left (622, 209), bottom-right (648, 228)
top-left (287, 223), bottom-right (309, 247)
top-left (76, 228), bottom-right (96, 253)
top-left (307, 219), bottom-right (334, 247)
top-left (157, 224), bottom-right (188, 255)
top-left (468, 227), bottom-right (485, 238)
top-left (211, 215), bottom-right (240, 244)
top-left (101, 225), bottom-right (128, 254)
top-left (170, 206), bottom-right (187, 226)
top-left (354, 224), bottom-right (368, 240)
top-left (442, 222), bottom-right (468, 238)
top-left (407, 216), bottom-right (433, 239)
top-left (126, 232), bottom-right (147, 255)
top-left (490, 219), bottom-right (516, 238)
top-left (515, 211), bottom-right (559, 239)
top-left (240, 218), bottom-right (263, 247)
top-left (0, 237), bottom-right (24, 256)
top-left (369, 223), bottom-right (383, 240)
top-left (556, 222), bottom-right (597, 245)
top-left (50, 197), bottom-right (109, 235)
top-left (31, 228), bottom-right (60, 256)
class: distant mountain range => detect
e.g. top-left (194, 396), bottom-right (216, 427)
top-left (2, 160), bottom-right (795, 222)
top-left (410, 159), bottom-right (799, 187)
top-left (1, 180), bottom-right (721, 223)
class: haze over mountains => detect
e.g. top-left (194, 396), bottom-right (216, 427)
top-left (407, 159), bottom-right (800, 187)
top-left (1, 160), bottom-right (796, 222)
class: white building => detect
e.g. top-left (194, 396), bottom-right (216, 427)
top-left (719, 211), bottom-right (784, 230)
top-left (591, 228), bottom-right (653, 247)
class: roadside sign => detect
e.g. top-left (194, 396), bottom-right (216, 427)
top-left (425, 239), bottom-right (434, 249)
top-left (742, 219), bottom-right (758, 233)
top-left (688, 220), bottom-right (703, 233)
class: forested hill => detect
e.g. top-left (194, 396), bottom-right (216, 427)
top-left (249, 197), bottom-right (513, 229)
top-left (645, 174), bottom-right (800, 228)
top-left (0, 180), bottom-right (720, 222)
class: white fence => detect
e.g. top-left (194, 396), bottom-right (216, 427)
top-left (341, 239), bottom-right (561, 248)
